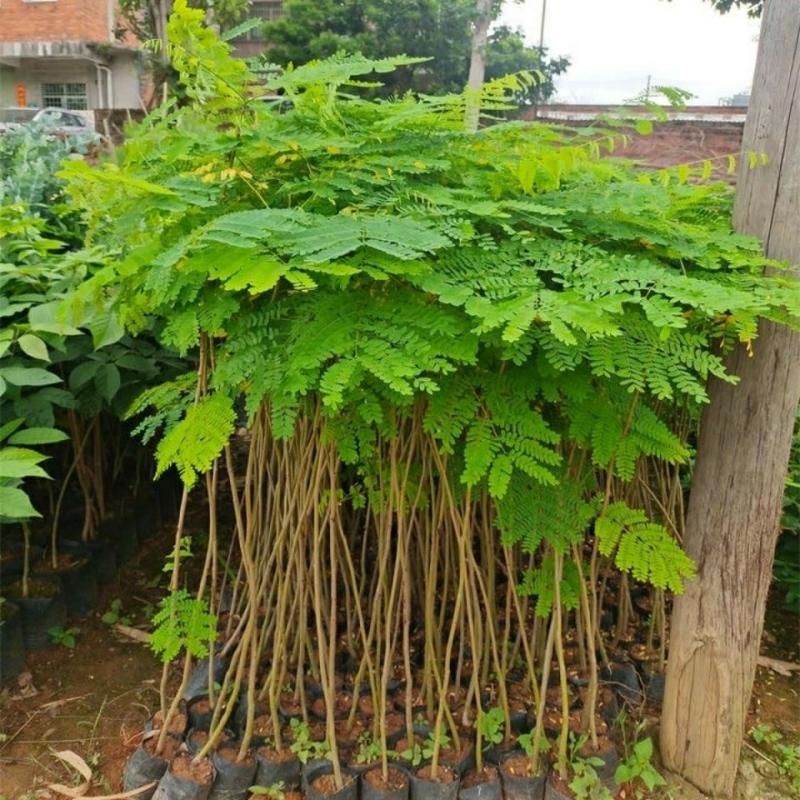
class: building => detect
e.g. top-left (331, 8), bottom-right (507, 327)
top-left (230, 0), bottom-right (284, 59)
top-left (0, 0), bottom-right (143, 111)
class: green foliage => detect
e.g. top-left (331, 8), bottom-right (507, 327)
top-left (478, 706), bottom-right (505, 746)
top-left (101, 599), bottom-right (132, 626)
top-left (260, 0), bottom-right (568, 106)
top-left (288, 718), bottom-right (330, 764)
top-left (613, 738), bottom-right (665, 796)
top-left (149, 589), bottom-right (217, 663)
top-left (569, 759), bottom-right (612, 800)
top-left (0, 124), bottom-right (84, 228)
top-left (518, 555), bottom-right (581, 618)
top-left (518, 729), bottom-right (550, 757)
top-left (0, 202), bottom-right (178, 520)
top-left (750, 724), bottom-right (800, 795)
top-left (66, 3), bottom-right (799, 604)
top-left (596, 502), bottom-right (696, 593)
top-left (48, 625), bottom-right (80, 649)
top-left (667, 0), bottom-right (762, 17)
top-left (354, 732), bottom-right (386, 764)
top-left (248, 785), bottom-right (286, 800)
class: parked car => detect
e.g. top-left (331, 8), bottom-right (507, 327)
top-left (0, 107), bottom-right (101, 146)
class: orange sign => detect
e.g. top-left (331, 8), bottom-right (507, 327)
top-left (15, 82), bottom-right (27, 107)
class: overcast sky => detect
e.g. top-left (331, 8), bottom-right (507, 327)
top-left (498, 0), bottom-right (761, 104)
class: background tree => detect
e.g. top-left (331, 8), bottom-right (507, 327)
top-left (705, 0), bottom-right (762, 13)
top-left (117, 0), bottom-right (249, 49)
top-left (667, 0), bottom-right (763, 16)
top-left (261, 0), bottom-right (568, 104)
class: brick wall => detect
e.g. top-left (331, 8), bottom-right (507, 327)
top-left (0, 0), bottom-right (112, 43)
top-left (522, 105), bottom-right (745, 179)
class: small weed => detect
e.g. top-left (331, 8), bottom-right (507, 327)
top-left (614, 737), bottom-right (665, 798)
top-left (48, 625), bottom-right (79, 649)
top-left (750, 723), bottom-right (800, 794)
top-left (288, 718), bottom-right (329, 764)
top-left (101, 598), bottom-right (132, 626)
top-left (249, 783), bottom-right (285, 799)
top-left (479, 706), bottom-right (505, 747)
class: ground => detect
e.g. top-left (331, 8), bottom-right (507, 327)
top-left (0, 536), bottom-right (797, 799)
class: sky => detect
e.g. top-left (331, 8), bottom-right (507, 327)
top-left (498, 0), bottom-right (761, 105)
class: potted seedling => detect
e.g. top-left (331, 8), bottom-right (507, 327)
top-left (6, 521), bottom-right (68, 651)
top-left (254, 729), bottom-right (302, 792)
top-left (455, 707), bottom-right (503, 800)
top-left (210, 740), bottom-right (257, 799)
top-left (249, 782), bottom-right (304, 800)
top-left (0, 598), bottom-right (26, 682)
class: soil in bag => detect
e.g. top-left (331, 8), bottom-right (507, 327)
top-left (123, 734), bottom-right (180, 799)
top-left (255, 746), bottom-right (301, 790)
top-left (306, 764), bottom-right (358, 800)
top-left (209, 745), bottom-right (257, 800)
top-left (6, 576), bottom-right (67, 650)
top-left (34, 554), bottom-right (97, 617)
top-left (499, 754), bottom-right (546, 800)
top-left (543, 773), bottom-right (573, 800)
top-left (458, 767), bottom-right (501, 800)
top-left (362, 765), bottom-right (410, 800)
top-left (153, 753), bottom-right (215, 800)
top-left (0, 601), bottom-right (26, 682)
top-left (410, 765), bottom-right (459, 800)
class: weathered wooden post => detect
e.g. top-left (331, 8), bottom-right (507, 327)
top-left (660, 1), bottom-right (800, 795)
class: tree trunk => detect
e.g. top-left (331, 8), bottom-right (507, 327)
top-left (660, 2), bottom-right (800, 796)
top-left (464, 0), bottom-right (493, 132)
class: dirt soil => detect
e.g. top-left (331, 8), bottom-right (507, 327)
top-left (0, 530), bottom-right (174, 800)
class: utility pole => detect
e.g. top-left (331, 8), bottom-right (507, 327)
top-left (661, 1), bottom-right (800, 796)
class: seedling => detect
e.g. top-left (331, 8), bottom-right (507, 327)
top-left (479, 706), bottom-right (505, 747)
top-left (354, 733), bottom-right (385, 765)
top-left (422, 730), bottom-right (450, 761)
top-left (567, 734), bottom-right (612, 800)
top-left (101, 598), bottom-right (132, 626)
top-left (750, 724), bottom-right (800, 794)
top-left (48, 625), bottom-right (79, 649)
top-left (614, 738), bottom-right (665, 797)
top-left (249, 783), bottom-right (286, 799)
top-left (288, 719), bottom-right (330, 764)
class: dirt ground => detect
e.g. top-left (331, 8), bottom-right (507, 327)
top-left (0, 534), bottom-right (170, 799)
top-left (1, 537), bottom-right (798, 799)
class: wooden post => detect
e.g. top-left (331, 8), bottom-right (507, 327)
top-left (660, 1), bottom-right (800, 796)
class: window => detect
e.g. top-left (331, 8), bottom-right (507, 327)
top-left (235, 0), bottom-right (284, 43)
top-left (41, 82), bottom-right (88, 110)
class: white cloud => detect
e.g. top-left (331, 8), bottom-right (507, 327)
top-left (498, 0), bottom-right (760, 104)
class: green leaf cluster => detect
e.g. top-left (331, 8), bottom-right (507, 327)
top-left (66, 2), bottom-right (799, 600)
